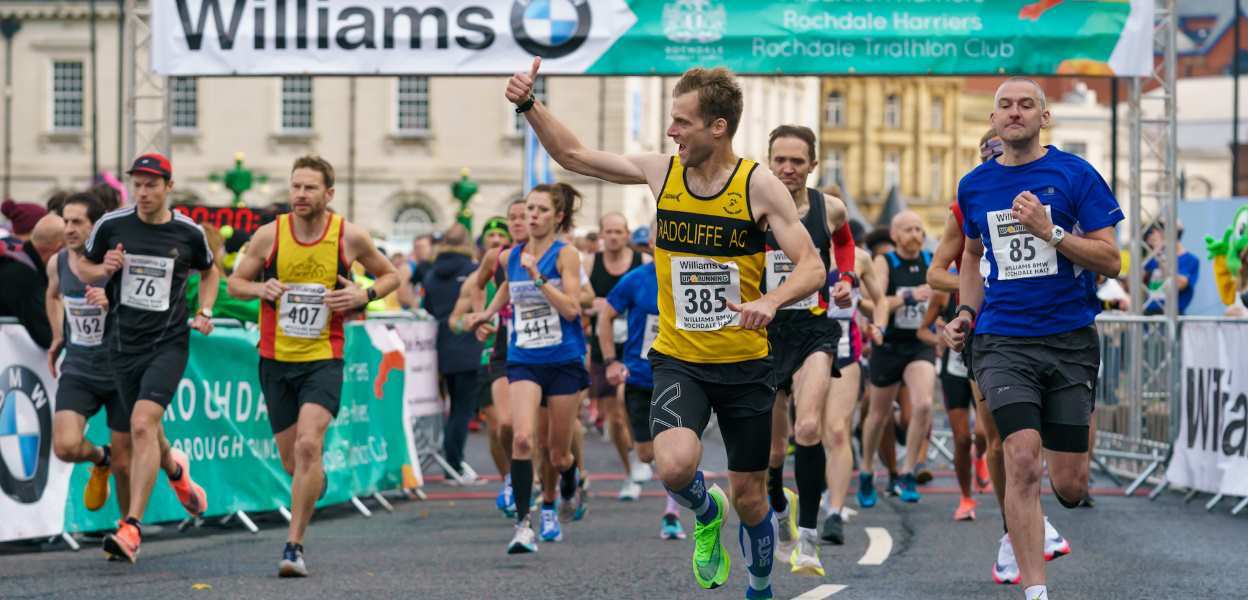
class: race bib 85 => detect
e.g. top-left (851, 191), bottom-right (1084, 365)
top-left (987, 206), bottom-right (1058, 281)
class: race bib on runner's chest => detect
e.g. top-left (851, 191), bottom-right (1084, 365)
top-left (987, 206), bottom-right (1058, 281)
top-left (279, 283), bottom-right (330, 339)
top-left (892, 287), bottom-right (926, 330)
top-left (765, 250), bottom-right (817, 311)
top-left (671, 257), bottom-right (741, 331)
top-left (64, 296), bottom-right (105, 347)
top-left (640, 314), bottom-right (660, 359)
top-left (512, 280), bottom-right (563, 349)
top-left (120, 254), bottom-right (174, 312)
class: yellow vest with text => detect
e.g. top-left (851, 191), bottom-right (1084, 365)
top-left (259, 214), bottom-right (350, 362)
top-left (652, 156), bottom-right (768, 363)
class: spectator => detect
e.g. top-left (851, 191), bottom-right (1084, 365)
top-left (865, 227), bottom-right (895, 257)
top-left (45, 190), bottom-right (71, 216)
top-left (422, 224), bottom-right (483, 478)
top-left (185, 223), bottom-right (260, 323)
top-left (1142, 220), bottom-right (1200, 315)
top-left (90, 182), bottom-right (123, 212)
top-left (1, 199), bottom-right (49, 243)
top-left (0, 213), bottom-right (65, 348)
top-left (407, 234), bottom-right (435, 308)
top-left (1228, 246), bottom-right (1248, 318)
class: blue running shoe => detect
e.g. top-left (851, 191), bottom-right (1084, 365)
top-left (856, 472), bottom-right (878, 508)
top-left (660, 514), bottom-right (687, 540)
top-left (899, 473), bottom-right (921, 503)
top-left (745, 585), bottom-right (773, 599)
top-left (539, 506), bottom-right (563, 542)
top-left (496, 476), bottom-right (516, 519)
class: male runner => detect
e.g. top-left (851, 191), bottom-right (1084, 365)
top-left (504, 60), bottom-right (824, 599)
top-left (597, 223), bottom-right (686, 539)
top-left (228, 155), bottom-right (398, 576)
top-left (46, 192), bottom-right (130, 514)
top-left (945, 77), bottom-right (1122, 600)
top-left (583, 212), bottom-right (645, 500)
top-left (859, 211), bottom-right (936, 505)
top-left (760, 125), bottom-right (855, 576)
top-left (79, 153), bottom-right (214, 563)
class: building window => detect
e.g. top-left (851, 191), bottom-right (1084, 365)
top-left (825, 91), bottom-right (845, 128)
top-left (930, 96), bottom-right (944, 131)
top-left (281, 76), bottom-right (314, 132)
top-left (170, 77), bottom-right (198, 131)
top-left (514, 77), bottom-right (547, 133)
top-left (1064, 142), bottom-right (1088, 158)
top-left (884, 149), bottom-right (901, 190)
top-left (392, 204), bottom-right (436, 241)
top-left (884, 94), bottom-right (901, 129)
top-left (396, 76), bottom-right (430, 134)
top-left (929, 150), bottom-right (945, 201)
top-left (823, 147), bottom-right (844, 186)
top-left (52, 61), bottom-right (84, 131)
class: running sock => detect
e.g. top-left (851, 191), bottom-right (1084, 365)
top-left (665, 470), bottom-right (717, 525)
top-left (1024, 585), bottom-right (1049, 600)
top-left (559, 466), bottom-right (578, 501)
top-left (738, 510), bottom-right (778, 593)
top-left (794, 443), bottom-right (826, 529)
top-left (664, 493), bottom-right (681, 517)
top-left (767, 465), bottom-right (787, 513)
top-left (95, 445), bottom-right (111, 467)
top-left (511, 459), bottom-right (534, 523)
top-left (541, 501), bottom-right (556, 511)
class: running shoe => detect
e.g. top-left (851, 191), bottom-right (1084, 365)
top-left (103, 521), bottom-right (141, 564)
top-left (776, 488), bottom-right (799, 557)
top-left (954, 496), bottom-right (977, 521)
top-left (84, 454), bottom-right (111, 512)
top-left (278, 542), bottom-right (308, 578)
top-left (496, 479), bottom-right (516, 519)
top-left (692, 484), bottom-right (731, 590)
top-left (660, 513), bottom-right (687, 540)
top-left (914, 462), bottom-right (933, 485)
top-left (574, 482), bottom-right (590, 521)
top-left (745, 586), bottom-right (773, 599)
top-left (992, 533), bottom-right (1020, 585)
top-left (167, 448), bottom-right (207, 516)
top-left (542, 506), bottom-right (564, 540)
top-left (1044, 517), bottom-right (1071, 561)
top-left (820, 511), bottom-right (844, 545)
top-left (1079, 495), bottom-right (1096, 509)
top-left (898, 473), bottom-right (921, 503)
top-left (631, 461), bottom-right (653, 483)
top-left (856, 472), bottom-right (878, 508)
top-left (974, 454), bottom-right (992, 492)
top-left (507, 517), bottom-right (538, 554)
top-left (618, 479), bottom-right (642, 502)
top-left (790, 529), bottom-right (825, 577)
top-left (887, 473), bottom-right (902, 497)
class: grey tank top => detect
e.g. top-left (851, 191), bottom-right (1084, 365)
top-left (57, 249), bottom-right (112, 381)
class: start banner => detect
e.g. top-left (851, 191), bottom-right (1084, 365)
top-left (1165, 321), bottom-right (1248, 498)
top-left (154, 0), bottom-right (1154, 77)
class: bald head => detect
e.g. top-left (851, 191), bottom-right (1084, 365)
top-left (599, 211), bottom-right (630, 253)
top-left (890, 210), bottom-right (925, 257)
top-left (30, 213), bottom-right (65, 261)
top-left (994, 77), bottom-right (1046, 109)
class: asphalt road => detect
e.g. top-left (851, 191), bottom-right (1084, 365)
top-left (2, 424), bottom-right (1246, 600)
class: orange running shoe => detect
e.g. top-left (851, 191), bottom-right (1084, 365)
top-left (103, 521), bottom-right (141, 563)
top-left (84, 461), bottom-right (111, 512)
top-left (974, 455), bottom-right (992, 493)
top-left (954, 496), bottom-right (977, 521)
top-left (168, 448), bottom-right (208, 516)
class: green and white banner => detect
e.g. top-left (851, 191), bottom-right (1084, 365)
top-left (155, 0), bottom-right (1153, 77)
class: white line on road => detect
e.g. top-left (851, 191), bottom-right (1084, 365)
top-left (858, 527), bottom-right (893, 565)
top-left (791, 584), bottom-right (847, 599)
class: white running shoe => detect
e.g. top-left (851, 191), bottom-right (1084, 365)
top-left (630, 461), bottom-right (653, 483)
top-left (776, 488), bottom-right (799, 559)
top-left (507, 517), bottom-right (538, 554)
top-left (790, 528), bottom-right (825, 577)
top-left (618, 479), bottom-right (642, 501)
top-left (1043, 517), bottom-right (1071, 561)
top-left (992, 533), bottom-right (1020, 585)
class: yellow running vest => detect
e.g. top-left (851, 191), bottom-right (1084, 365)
top-left (652, 156), bottom-right (768, 364)
top-left (259, 213), bottom-right (350, 362)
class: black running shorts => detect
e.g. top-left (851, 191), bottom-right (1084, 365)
top-left (624, 384), bottom-right (653, 443)
top-left (260, 358), bottom-right (344, 434)
top-left (768, 317), bottom-right (842, 394)
top-left (868, 340), bottom-right (936, 387)
top-left (56, 373), bottom-right (130, 432)
top-left (476, 361), bottom-right (508, 409)
top-left (112, 338), bottom-right (189, 410)
top-left (648, 351), bottom-right (774, 472)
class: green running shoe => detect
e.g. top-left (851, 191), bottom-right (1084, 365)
top-left (692, 484), bottom-right (731, 590)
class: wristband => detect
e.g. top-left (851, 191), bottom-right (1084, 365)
top-left (955, 304), bottom-right (977, 322)
top-left (515, 96), bottom-right (536, 114)
top-left (839, 272), bottom-right (859, 287)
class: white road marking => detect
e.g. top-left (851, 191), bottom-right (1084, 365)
top-left (858, 527), bottom-right (893, 565)
top-left (791, 584), bottom-right (847, 599)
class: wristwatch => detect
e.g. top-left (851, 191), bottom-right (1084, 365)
top-left (198, 308), bottom-right (213, 319)
top-left (533, 277), bottom-right (546, 288)
top-left (1047, 225), bottom-right (1066, 247)
top-left (515, 96), bottom-right (536, 114)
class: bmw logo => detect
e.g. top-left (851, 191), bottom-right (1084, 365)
top-left (0, 366), bottom-right (53, 504)
top-left (511, 0), bottom-right (592, 59)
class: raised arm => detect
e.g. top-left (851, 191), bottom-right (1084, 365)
top-left (928, 211), bottom-right (963, 293)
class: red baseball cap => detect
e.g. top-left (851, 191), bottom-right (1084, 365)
top-left (127, 153), bottom-right (172, 180)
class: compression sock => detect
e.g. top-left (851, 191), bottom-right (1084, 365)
top-left (560, 465), bottom-right (578, 501)
top-left (665, 470), bottom-right (717, 525)
top-left (794, 443), bottom-right (827, 529)
top-left (511, 459), bottom-right (534, 523)
top-left (738, 511), bottom-right (778, 593)
top-left (767, 465), bottom-right (787, 513)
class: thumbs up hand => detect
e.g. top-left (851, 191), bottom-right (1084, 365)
top-left (506, 57), bottom-right (542, 104)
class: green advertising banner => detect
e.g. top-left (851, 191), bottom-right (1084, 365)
top-left (155, 0), bottom-right (1154, 77)
top-left (63, 323), bottom-right (408, 533)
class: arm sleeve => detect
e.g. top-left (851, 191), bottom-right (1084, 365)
top-left (1075, 165), bottom-right (1124, 232)
top-left (832, 221), bottom-right (856, 274)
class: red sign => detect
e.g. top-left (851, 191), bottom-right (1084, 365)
top-left (173, 205), bottom-right (262, 234)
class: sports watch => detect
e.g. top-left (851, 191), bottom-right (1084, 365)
top-left (1047, 225), bottom-right (1066, 247)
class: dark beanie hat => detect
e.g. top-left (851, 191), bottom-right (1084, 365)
top-left (1, 199), bottom-right (48, 235)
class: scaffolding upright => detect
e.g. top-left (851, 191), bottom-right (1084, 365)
top-left (123, 0), bottom-right (168, 163)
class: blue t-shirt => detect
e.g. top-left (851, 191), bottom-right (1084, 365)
top-left (606, 263), bottom-right (659, 389)
top-left (957, 146), bottom-right (1123, 337)
top-left (1144, 252), bottom-right (1200, 314)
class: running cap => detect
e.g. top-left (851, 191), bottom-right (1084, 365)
top-left (127, 153), bottom-right (172, 180)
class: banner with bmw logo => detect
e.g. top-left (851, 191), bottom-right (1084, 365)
top-left (154, 0), bottom-right (1153, 77)
top-left (0, 325), bottom-right (73, 543)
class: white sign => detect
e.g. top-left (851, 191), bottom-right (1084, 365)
top-left (0, 325), bottom-right (73, 542)
top-left (1165, 321), bottom-right (1248, 497)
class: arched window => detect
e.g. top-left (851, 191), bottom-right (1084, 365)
top-left (392, 203), bottom-right (437, 242)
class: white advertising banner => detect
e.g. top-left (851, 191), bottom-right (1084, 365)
top-left (1165, 321), bottom-right (1248, 498)
top-left (0, 325), bottom-right (73, 542)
